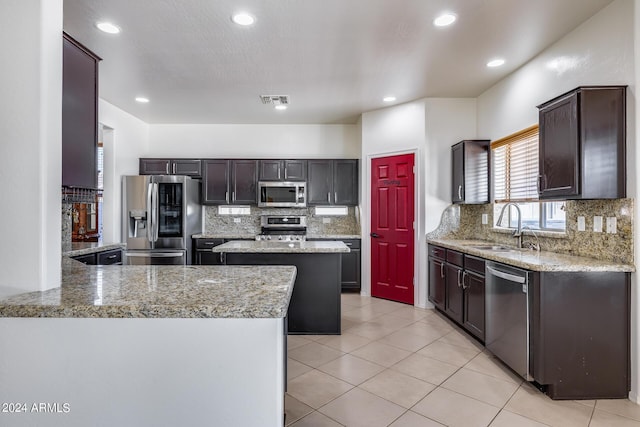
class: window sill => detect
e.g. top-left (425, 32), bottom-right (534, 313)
top-left (492, 227), bottom-right (568, 239)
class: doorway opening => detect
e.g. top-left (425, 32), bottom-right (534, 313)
top-left (370, 153), bottom-right (415, 304)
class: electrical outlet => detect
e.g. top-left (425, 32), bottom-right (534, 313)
top-left (233, 217), bottom-right (241, 223)
top-left (593, 216), bottom-right (603, 233)
top-left (577, 216), bottom-right (585, 231)
top-left (606, 217), bottom-right (617, 234)
top-left (322, 217), bottom-right (331, 224)
top-left (481, 214), bottom-right (488, 225)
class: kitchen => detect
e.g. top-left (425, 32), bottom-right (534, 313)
top-left (1, 0), bottom-right (640, 426)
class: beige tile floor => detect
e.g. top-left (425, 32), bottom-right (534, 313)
top-left (285, 293), bottom-right (640, 427)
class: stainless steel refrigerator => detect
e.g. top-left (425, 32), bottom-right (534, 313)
top-left (122, 175), bottom-right (202, 265)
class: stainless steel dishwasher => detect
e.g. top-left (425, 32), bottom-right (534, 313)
top-left (485, 261), bottom-right (533, 380)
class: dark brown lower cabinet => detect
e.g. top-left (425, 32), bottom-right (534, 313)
top-left (71, 248), bottom-right (122, 265)
top-left (531, 271), bottom-right (630, 399)
top-left (462, 270), bottom-right (485, 341)
top-left (193, 238), bottom-right (225, 265)
top-left (444, 263), bottom-right (464, 324)
top-left (427, 257), bottom-right (446, 310)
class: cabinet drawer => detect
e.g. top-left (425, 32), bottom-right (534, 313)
top-left (97, 249), bottom-right (122, 265)
top-left (446, 250), bottom-right (464, 267)
top-left (464, 254), bottom-right (485, 275)
top-left (342, 239), bottom-right (361, 249)
top-left (72, 253), bottom-right (96, 265)
top-left (428, 244), bottom-right (446, 260)
top-left (195, 238), bottom-right (225, 249)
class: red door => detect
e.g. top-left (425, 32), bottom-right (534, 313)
top-left (371, 154), bottom-right (415, 304)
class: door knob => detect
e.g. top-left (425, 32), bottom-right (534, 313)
top-left (370, 232), bottom-right (381, 238)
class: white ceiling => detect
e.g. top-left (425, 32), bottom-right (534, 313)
top-left (62, 0), bottom-right (614, 125)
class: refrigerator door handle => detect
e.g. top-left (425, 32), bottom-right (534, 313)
top-left (147, 182), bottom-right (154, 243)
top-left (153, 182), bottom-right (160, 242)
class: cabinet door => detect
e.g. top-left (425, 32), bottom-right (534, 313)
top-left (258, 160), bottom-right (282, 181)
top-left (230, 160), bottom-right (258, 204)
top-left (202, 160), bottom-right (230, 204)
top-left (140, 159), bottom-right (170, 175)
top-left (308, 160), bottom-right (333, 205)
top-left (451, 142), bottom-right (464, 203)
top-left (463, 271), bottom-right (485, 341)
top-left (284, 160), bottom-right (307, 181)
top-left (341, 244), bottom-right (360, 291)
top-left (445, 264), bottom-right (464, 323)
top-left (334, 160), bottom-right (358, 205)
top-left (62, 34), bottom-right (99, 189)
top-left (172, 160), bottom-right (202, 177)
top-left (539, 92), bottom-right (579, 199)
top-left (428, 257), bottom-right (446, 310)
top-left (195, 251), bottom-right (225, 265)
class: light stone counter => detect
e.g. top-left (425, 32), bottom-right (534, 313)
top-left (0, 261), bottom-right (296, 318)
top-left (62, 241), bottom-right (125, 257)
top-left (428, 238), bottom-right (635, 272)
top-left (307, 234), bottom-right (361, 240)
top-left (212, 240), bottom-right (350, 253)
top-left (192, 233), bottom-right (256, 240)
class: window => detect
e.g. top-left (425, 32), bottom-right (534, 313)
top-left (492, 126), bottom-right (565, 231)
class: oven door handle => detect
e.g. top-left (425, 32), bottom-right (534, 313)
top-left (486, 266), bottom-right (525, 284)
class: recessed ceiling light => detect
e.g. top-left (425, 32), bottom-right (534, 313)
top-left (433, 13), bottom-right (457, 27)
top-left (96, 21), bottom-right (121, 34)
top-left (275, 105), bottom-right (287, 111)
top-left (383, 96), bottom-right (396, 102)
top-left (487, 58), bottom-right (505, 67)
top-left (231, 13), bottom-right (255, 26)
top-left (135, 97), bottom-right (149, 103)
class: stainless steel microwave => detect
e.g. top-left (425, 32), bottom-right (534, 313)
top-left (258, 181), bottom-right (307, 208)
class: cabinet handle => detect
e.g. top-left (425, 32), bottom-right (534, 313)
top-left (462, 271), bottom-right (468, 289)
top-left (458, 185), bottom-right (462, 200)
top-left (172, 163), bottom-right (176, 174)
top-left (327, 192), bottom-right (331, 202)
top-left (334, 192), bottom-right (338, 203)
top-left (232, 191), bottom-right (236, 202)
top-left (225, 191), bottom-right (229, 203)
top-left (457, 270), bottom-right (462, 287)
top-left (165, 163), bottom-right (169, 174)
top-left (440, 262), bottom-right (445, 278)
top-left (107, 255), bottom-right (117, 259)
top-left (203, 242), bottom-right (215, 246)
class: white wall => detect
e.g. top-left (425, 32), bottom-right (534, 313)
top-left (477, 0), bottom-right (638, 402)
top-left (360, 100), bottom-right (476, 307)
top-left (99, 99), bottom-right (150, 243)
top-left (147, 124), bottom-right (360, 158)
top-left (0, 0), bottom-right (62, 294)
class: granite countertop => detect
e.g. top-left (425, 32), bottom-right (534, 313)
top-left (307, 234), bottom-right (361, 240)
top-left (428, 238), bottom-right (635, 272)
top-left (0, 260), bottom-right (296, 319)
top-left (212, 240), bottom-right (350, 253)
top-left (192, 233), bottom-right (256, 240)
top-left (194, 233), bottom-right (361, 240)
top-left (62, 241), bottom-right (125, 257)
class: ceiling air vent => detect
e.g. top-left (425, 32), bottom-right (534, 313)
top-left (260, 95), bottom-right (289, 106)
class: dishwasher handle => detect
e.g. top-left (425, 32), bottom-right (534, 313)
top-left (486, 266), bottom-right (526, 284)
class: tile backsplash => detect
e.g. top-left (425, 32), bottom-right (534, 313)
top-left (204, 206), bottom-right (361, 236)
top-left (429, 199), bottom-right (633, 264)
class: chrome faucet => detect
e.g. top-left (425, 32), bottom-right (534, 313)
top-left (496, 202), bottom-right (523, 248)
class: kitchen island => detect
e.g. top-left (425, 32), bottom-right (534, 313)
top-left (214, 240), bottom-right (349, 334)
top-left (0, 259), bottom-right (295, 427)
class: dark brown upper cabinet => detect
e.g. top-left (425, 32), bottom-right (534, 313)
top-left (62, 33), bottom-right (101, 189)
top-left (451, 140), bottom-right (490, 204)
top-left (139, 159), bottom-right (202, 177)
top-left (258, 160), bottom-right (307, 181)
top-left (538, 86), bottom-right (626, 200)
top-left (308, 160), bottom-right (358, 206)
top-left (202, 160), bottom-right (257, 205)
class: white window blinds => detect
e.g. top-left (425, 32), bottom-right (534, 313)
top-left (492, 126), bottom-right (539, 203)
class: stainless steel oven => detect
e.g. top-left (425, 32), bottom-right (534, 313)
top-left (485, 261), bottom-right (534, 380)
top-left (258, 181), bottom-right (306, 208)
